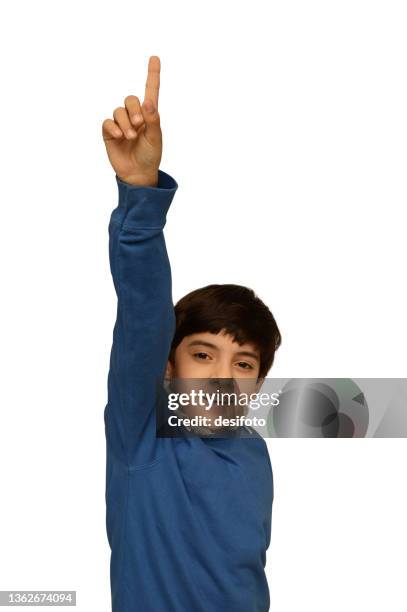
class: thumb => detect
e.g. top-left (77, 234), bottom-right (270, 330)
top-left (141, 99), bottom-right (161, 146)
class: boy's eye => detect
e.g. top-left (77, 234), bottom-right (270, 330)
top-left (237, 362), bottom-right (254, 370)
top-left (194, 352), bottom-right (210, 360)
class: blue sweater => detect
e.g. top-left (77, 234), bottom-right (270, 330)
top-left (104, 169), bottom-right (274, 612)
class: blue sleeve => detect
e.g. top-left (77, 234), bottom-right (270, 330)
top-left (104, 169), bottom-right (178, 468)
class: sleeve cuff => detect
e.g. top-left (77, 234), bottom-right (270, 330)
top-left (115, 169), bottom-right (178, 229)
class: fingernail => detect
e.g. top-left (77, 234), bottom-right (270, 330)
top-left (127, 128), bottom-right (137, 138)
top-left (132, 113), bottom-right (143, 124)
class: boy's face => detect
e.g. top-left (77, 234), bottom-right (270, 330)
top-left (165, 329), bottom-right (263, 425)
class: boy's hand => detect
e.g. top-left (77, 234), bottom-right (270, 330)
top-left (102, 56), bottom-right (162, 187)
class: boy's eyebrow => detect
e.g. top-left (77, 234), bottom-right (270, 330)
top-left (188, 340), bottom-right (219, 350)
top-left (187, 340), bottom-right (260, 362)
top-left (235, 350), bottom-right (260, 362)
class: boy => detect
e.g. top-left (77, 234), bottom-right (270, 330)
top-left (102, 56), bottom-right (281, 612)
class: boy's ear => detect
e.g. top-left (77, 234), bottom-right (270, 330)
top-left (165, 360), bottom-right (174, 380)
top-left (254, 376), bottom-right (265, 392)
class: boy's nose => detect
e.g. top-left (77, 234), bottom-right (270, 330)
top-left (210, 365), bottom-right (233, 379)
top-left (211, 368), bottom-right (234, 386)
top-left (209, 373), bottom-right (235, 390)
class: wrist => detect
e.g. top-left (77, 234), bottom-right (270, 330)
top-left (117, 172), bottom-right (159, 188)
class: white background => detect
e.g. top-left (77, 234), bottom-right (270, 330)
top-left (1, 1), bottom-right (406, 610)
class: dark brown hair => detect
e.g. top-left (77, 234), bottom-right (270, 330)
top-left (169, 284), bottom-right (281, 377)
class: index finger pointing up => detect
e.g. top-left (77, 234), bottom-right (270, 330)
top-left (144, 55), bottom-right (161, 109)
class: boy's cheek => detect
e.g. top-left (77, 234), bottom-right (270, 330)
top-left (171, 351), bottom-right (203, 378)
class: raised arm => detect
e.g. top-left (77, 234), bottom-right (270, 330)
top-left (102, 57), bottom-right (178, 467)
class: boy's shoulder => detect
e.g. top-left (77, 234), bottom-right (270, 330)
top-left (239, 424), bottom-right (266, 440)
